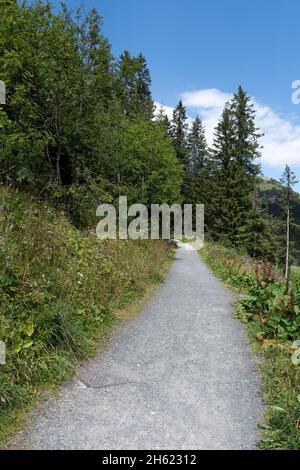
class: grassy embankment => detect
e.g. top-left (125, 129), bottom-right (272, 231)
top-left (0, 184), bottom-right (173, 445)
top-left (201, 243), bottom-right (300, 450)
top-left (291, 266), bottom-right (300, 284)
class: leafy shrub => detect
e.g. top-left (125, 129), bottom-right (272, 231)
top-left (238, 282), bottom-right (300, 340)
top-left (202, 242), bottom-right (300, 449)
top-left (203, 242), bottom-right (300, 340)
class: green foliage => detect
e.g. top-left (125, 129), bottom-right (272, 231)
top-left (291, 266), bottom-right (300, 283)
top-left (170, 100), bottom-right (189, 169)
top-left (155, 105), bottom-right (171, 136)
top-left (1, 0), bottom-right (299, 450)
top-left (187, 116), bottom-right (208, 176)
top-left (0, 2), bottom-right (182, 220)
top-left (116, 118), bottom-right (183, 205)
top-left (117, 51), bottom-right (154, 119)
top-left (259, 346), bottom-right (300, 449)
top-left (202, 242), bottom-right (300, 449)
top-left (209, 88), bottom-right (263, 252)
top-left (185, 116), bottom-right (210, 217)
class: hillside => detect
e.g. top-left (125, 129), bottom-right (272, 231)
top-left (0, 184), bottom-right (172, 443)
top-left (258, 176), bottom-right (300, 220)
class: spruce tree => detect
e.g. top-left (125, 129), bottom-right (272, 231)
top-left (155, 104), bottom-right (171, 136)
top-left (211, 87), bottom-right (263, 248)
top-left (186, 116), bottom-right (209, 216)
top-left (230, 86), bottom-right (262, 247)
top-left (136, 53), bottom-right (154, 119)
top-left (231, 86), bottom-right (262, 167)
top-left (117, 51), bottom-right (154, 119)
top-left (169, 100), bottom-right (190, 201)
top-left (210, 104), bottom-right (236, 240)
top-left (187, 116), bottom-right (207, 177)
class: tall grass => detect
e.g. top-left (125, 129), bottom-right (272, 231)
top-left (0, 184), bottom-right (172, 444)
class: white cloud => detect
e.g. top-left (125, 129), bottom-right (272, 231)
top-left (180, 89), bottom-right (231, 147)
top-left (180, 88), bottom-right (300, 168)
top-left (181, 88), bottom-right (232, 109)
top-left (254, 104), bottom-right (300, 167)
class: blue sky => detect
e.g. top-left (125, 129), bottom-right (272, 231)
top-left (52, 0), bottom-right (300, 191)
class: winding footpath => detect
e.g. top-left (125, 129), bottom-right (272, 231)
top-left (11, 245), bottom-right (263, 450)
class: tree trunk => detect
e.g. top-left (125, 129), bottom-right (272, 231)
top-left (56, 141), bottom-right (62, 186)
top-left (285, 206), bottom-right (290, 294)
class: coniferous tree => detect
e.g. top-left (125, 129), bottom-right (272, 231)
top-left (117, 51), bottom-right (154, 119)
top-left (135, 53), bottom-right (154, 119)
top-left (280, 165), bottom-right (298, 293)
top-left (187, 116), bottom-right (207, 177)
top-left (210, 104), bottom-right (235, 240)
top-left (230, 86), bottom-right (263, 248)
top-left (210, 87), bottom-right (263, 249)
top-left (231, 86), bottom-right (262, 168)
top-left (186, 116), bottom-right (209, 218)
top-left (155, 104), bottom-right (171, 136)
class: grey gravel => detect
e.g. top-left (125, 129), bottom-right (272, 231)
top-left (11, 245), bottom-right (264, 450)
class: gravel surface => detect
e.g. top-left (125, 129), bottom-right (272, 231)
top-left (11, 245), bottom-right (264, 450)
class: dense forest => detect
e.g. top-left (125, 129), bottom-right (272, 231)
top-left (0, 0), bottom-right (183, 227)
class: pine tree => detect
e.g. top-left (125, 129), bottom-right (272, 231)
top-left (230, 86), bottom-right (262, 247)
top-left (210, 87), bottom-right (263, 247)
top-left (210, 104), bottom-right (236, 240)
top-left (117, 51), bottom-right (154, 119)
top-left (136, 53), bottom-right (154, 119)
top-left (231, 86), bottom-right (262, 169)
top-left (155, 104), bottom-right (170, 136)
top-left (170, 100), bottom-right (189, 168)
top-left (187, 116), bottom-right (207, 177)
top-left (169, 100), bottom-right (190, 201)
top-left (185, 116), bottom-right (209, 218)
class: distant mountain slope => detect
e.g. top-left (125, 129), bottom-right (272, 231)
top-left (258, 176), bottom-right (300, 224)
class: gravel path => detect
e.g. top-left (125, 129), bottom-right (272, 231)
top-left (11, 245), bottom-right (263, 450)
